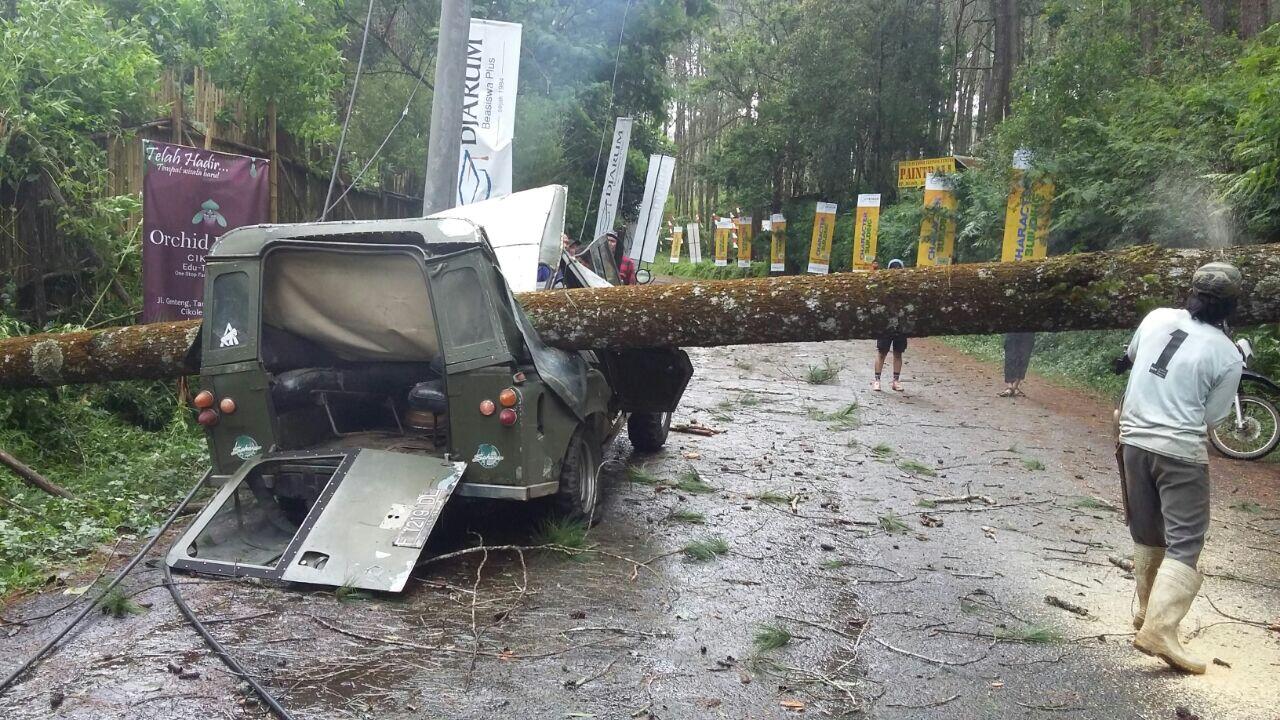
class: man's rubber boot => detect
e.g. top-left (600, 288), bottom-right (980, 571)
top-left (1133, 560), bottom-right (1207, 674)
top-left (1132, 544), bottom-right (1166, 630)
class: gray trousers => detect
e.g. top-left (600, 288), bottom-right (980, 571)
top-left (1121, 444), bottom-right (1210, 567)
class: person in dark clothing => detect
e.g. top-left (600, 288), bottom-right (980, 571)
top-left (1000, 332), bottom-right (1036, 397)
top-left (608, 230), bottom-right (637, 285)
top-left (873, 259), bottom-right (908, 391)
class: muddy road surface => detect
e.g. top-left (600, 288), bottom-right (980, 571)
top-left (1, 338), bottom-right (1277, 719)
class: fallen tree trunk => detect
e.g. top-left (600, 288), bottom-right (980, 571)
top-left (0, 448), bottom-right (75, 499)
top-left (0, 244), bottom-right (1276, 389)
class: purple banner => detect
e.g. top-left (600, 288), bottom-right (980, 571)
top-left (142, 140), bottom-right (269, 322)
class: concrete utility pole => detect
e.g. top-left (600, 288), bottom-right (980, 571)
top-left (422, 0), bottom-right (472, 215)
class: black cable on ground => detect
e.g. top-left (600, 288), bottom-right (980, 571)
top-left (163, 563), bottom-right (295, 720)
top-left (0, 472), bottom-right (209, 694)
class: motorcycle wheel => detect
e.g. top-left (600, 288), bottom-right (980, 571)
top-left (1210, 394), bottom-right (1280, 460)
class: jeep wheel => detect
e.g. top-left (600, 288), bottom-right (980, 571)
top-left (627, 411), bottom-right (672, 452)
top-left (554, 428), bottom-right (600, 522)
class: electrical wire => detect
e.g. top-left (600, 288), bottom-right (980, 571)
top-left (0, 472), bottom-right (209, 694)
top-left (321, 72), bottom-right (425, 218)
top-left (575, 0), bottom-right (636, 244)
top-left (164, 564), bottom-right (295, 720)
top-left (322, 0), bottom-right (378, 221)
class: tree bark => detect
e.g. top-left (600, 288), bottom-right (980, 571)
top-left (0, 448), bottom-right (75, 499)
top-left (0, 245), bottom-right (1278, 389)
top-left (1239, 0), bottom-right (1269, 38)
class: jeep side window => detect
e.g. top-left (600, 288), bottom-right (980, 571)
top-left (436, 265), bottom-right (498, 352)
top-left (208, 271), bottom-right (253, 351)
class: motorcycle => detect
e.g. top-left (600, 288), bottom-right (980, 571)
top-left (1208, 337), bottom-right (1280, 460)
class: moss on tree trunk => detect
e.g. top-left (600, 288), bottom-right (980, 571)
top-left (0, 245), bottom-right (1277, 389)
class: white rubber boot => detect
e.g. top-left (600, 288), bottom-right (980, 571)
top-left (1132, 544), bottom-right (1165, 630)
top-left (1133, 560), bottom-right (1207, 674)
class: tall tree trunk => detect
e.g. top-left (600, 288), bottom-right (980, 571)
top-left (2, 245), bottom-right (1279, 389)
top-left (989, 0), bottom-right (1021, 126)
top-left (1239, 0), bottom-right (1269, 37)
top-left (1201, 0), bottom-right (1229, 32)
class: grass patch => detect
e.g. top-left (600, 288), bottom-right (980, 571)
top-left (99, 587), bottom-right (146, 618)
top-left (896, 458), bottom-right (938, 477)
top-left (752, 623), bottom-right (793, 652)
top-left (821, 558), bottom-right (851, 569)
top-left (667, 509), bottom-right (707, 524)
top-left (335, 583), bottom-right (373, 604)
top-left (915, 498), bottom-right (938, 508)
top-left (804, 357), bottom-right (843, 385)
top-left (674, 469), bottom-right (714, 495)
top-left (627, 466), bottom-right (663, 486)
top-left (1229, 500), bottom-right (1263, 513)
top-left (870, 443), bottom-right (895, 459)
top-left (878, 512), bottom-right (909, 534)
top-left (1022, 458), bottom-right (1046, 471)
top-left (683, 536), bottom-right (730, 561)
top-left (995, 625), bottom-right (1064, 644)
top-left (940, 331), bottom-right (1133, 399)
top-left (711, 412), bottom-right (733, 423)
top-left (533, 517), bottom-right (590, 550)
top-left (1070, 496), bottom-right (1119, 513)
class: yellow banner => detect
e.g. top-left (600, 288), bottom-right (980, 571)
top-left (769, 213), bottom-right (786, 272)
top-left (852, 194), bottom-right (881, 270)
top-left (714, 218), bottom-right (733, 267)
top-left (916, 174), bottom-right (957, 266)
top-left (808, 202), bottom-right (837, 274)
top-left (670, 226), bottom-right (683, 263)
top-left (898, 157), bottom-right (957, 188)
top-left (1001, 174), bottom-right (1054, 262)
top-left (736, 216), bottom-right (753, 268)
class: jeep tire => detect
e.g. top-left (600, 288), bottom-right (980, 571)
top-left (627, 411), bottom-right (672, 452)
top-left (554, 428), bottom-right (600, 522)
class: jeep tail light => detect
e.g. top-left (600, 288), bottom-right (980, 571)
top-left (193, 390), bottom-right (214, 409)
top-left (197, 409), bottom-right (219, 427)
top-left (499, 408), bottom-right (518, 426)
top-left (479, 399), bottom-right (496, 416)
top-left (499, 388), bottom-right (519, 408)
top-left (219, 397), bottom-right (237, 414)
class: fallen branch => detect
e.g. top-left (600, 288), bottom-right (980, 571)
top-left (1045, 595), bottom-right (1090, 617)
top-left (671, 423), bottom-right (721, 437)
top-left (0, 448), bottom-right (75, 499)
top-left (1107, 555), bottom-right (1135, 572)
top-left (930, 494), bottom-right (997, 505)
top-left (885, 693), bottom-right (961, 709)
top-left (872, 636), bottom-right (990, 666)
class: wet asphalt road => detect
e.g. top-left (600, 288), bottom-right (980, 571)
top-left (0, 337), bottom-right (1277, 719)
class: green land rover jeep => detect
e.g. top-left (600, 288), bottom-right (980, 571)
top-left (166, 186), bottom-right (691, 592)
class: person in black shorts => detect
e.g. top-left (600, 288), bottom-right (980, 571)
top-left (873, 258), bottom-right (907, 391)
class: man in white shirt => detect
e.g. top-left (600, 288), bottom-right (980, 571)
top-left (1118, 262), bottom-right (1244, 674)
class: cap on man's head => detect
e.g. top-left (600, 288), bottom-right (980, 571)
top-left (887, 259), bottom-right (905, 269)
top-left (1192, 261), bottom-right (1242, 299)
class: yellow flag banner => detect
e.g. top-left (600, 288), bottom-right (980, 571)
top-left (916, 174), bottom-right (956, 267)
top-left (714, 218), bottom-right (733, 267)
top-left (852, 194), bottom-right (881, 270)
top-left (897, 157), bottom-right (957, 189)
top-left (769, 213), bottom-right (786, 272)
top-left (1001, 174), bottom-right (1054, 262)
top-left (808, 202), bottom-right (837, 274)
top-left (670, 226), bottom-right (683, 263)
top-left (736, 216), bottom-right (753, 268)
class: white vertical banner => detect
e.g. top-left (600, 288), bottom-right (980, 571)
top-left (686, 222), bottom-right (702, 263)
top-left (591, 117), bottom-right (634, 241)
top-left (457, 19), bottom-right (522, 206)
top-left (630, 154), bottom-right (675, 264)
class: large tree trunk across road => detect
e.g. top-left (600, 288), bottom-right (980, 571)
top-left (0, 245), bottom-right (1277, 389)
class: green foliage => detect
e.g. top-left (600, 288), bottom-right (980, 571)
top-left (667, 509), bottom-right (706, 525)
top-left (810, 403), bottom-right (860, 430)
top-left (627, 465), bottom-right (662, 486)
top-left (944, 331), bottom-right (1132, 399)
top-left (533, 516), bottom-right (590, 550)
top-left (673, 469), bottom-right (714, 495)
top-left (752, 623), bottom-right (792, 652)
top-left (1022, 458), bottom-right (1046, 472)
top-left (877, 512), bottom-right (909, 534)
top-left (804, 358), bottom-right (842, 385)
top-left (99, 587), bottom-right (146, 617)
top-left (896, 459), bottom-right (937, 477)
top-left (682, 535), bottom-right (729, 561)
top-left (650, 256), bottom-right (769, 279)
